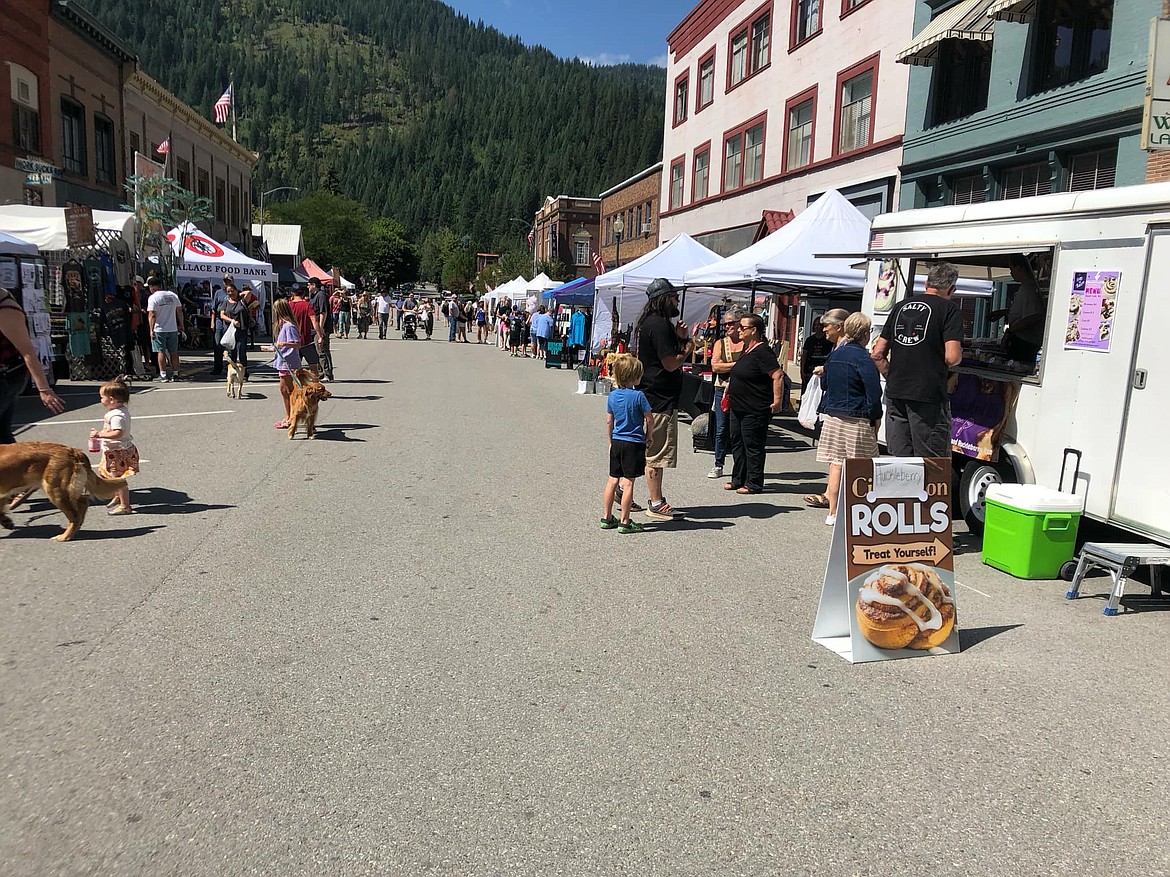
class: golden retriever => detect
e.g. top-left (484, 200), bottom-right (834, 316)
top-left (0, 441), bottom-right (128, 541)
top-left (288, 369), bottom-right (331, 439)
top-left (226, 361), bottom-right (246, 399)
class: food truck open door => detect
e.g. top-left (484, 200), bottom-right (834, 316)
top-left (1111, 229), bottom-right (1170, 541)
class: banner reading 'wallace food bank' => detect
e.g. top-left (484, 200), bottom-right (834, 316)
top-left (812, 457), bottom-right (960, 664)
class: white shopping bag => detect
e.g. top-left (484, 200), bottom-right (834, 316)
top-left (797, 374), bottom-right (823, 430)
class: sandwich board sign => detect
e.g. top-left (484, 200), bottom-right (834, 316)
top-left (812, 457), bottom-right (960, 664)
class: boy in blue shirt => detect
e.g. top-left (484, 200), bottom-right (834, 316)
top-left (602, 353), bottom-right (654, 534)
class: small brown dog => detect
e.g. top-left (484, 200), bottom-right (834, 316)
top-left (0, 441), bottom-right (128, 541)
top-left (226, 360), bottom-right (246, 399)
top-left (287, 368), bottom-right (331, 439)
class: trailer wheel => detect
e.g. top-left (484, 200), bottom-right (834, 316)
top-left (958, 460), bottom-right (1014, 534)
top-left (1059, 560), bottom-right (1080, 582)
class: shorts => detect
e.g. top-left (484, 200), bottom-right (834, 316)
top-left (151, 331), bottom-right (178, 353)
top-left (646, 411), bottom-right (678, 468)
top-left (100, 445), bottom-right (140, 478)
top-left (537, 337), bottom-right (549, 351)
top-left (609, 439), bottom-right (646, 480)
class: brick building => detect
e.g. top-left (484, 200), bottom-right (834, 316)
top-left (599, 162), bottom-right (662, 270)
top-left (533, 195), bottom-right (601, 280)
top-left (0, 0), bottom-right (52, 205)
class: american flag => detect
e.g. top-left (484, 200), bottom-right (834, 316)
top-left (592, 252), bottom-right (606, 274)
top-left (526, 228), bottom-right (534, 249)
top-left (213, 85), bottom-right (232, 124)
top-left (156, 137), bottom-right (170, 155)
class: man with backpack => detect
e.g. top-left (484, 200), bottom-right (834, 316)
top-left (308, 278), bottom-right (335, 381)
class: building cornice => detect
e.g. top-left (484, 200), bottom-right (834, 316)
top-left (600, 162), bottom-right (664, 199)
top-left (126, 70), bottom-right (258, 167)
top-left (52, 0), bottom-right (137, 63)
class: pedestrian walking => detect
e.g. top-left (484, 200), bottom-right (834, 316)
top-left (376, 289), bottom-right (393, 339)
top-left (90, 377), bottom-right (138, 515)
top-left (146, 277), bottom-right (185, 382)
top-left (0, 287), bottom-right (65, 444)
top-left (269, 298), bottom-right (302, 430)
top-left (707, 308), bottom-right (745, 479)
top-left (355, 292), bottom-right (372, 339)
top-left (870, 262), bottom-right (963, 456)
top-left (724, 313), bottom-right (784, 495)
top-left (422, 300), bottom-right (434, 339)
top-left (600, 353), bottom-right (653, 534)
top-left (217, 282), bottom-right (251, 375)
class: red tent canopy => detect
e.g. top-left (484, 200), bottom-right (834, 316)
top-left (301, 258), bottom-right (332, 283)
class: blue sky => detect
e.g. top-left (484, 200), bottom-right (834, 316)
top-left (445, 0), bottom-right (684, 67)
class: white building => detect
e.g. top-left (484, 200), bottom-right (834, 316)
top-left (659, 0), bottom-right (915, 255)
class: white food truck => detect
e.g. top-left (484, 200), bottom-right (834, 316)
top-left (859, 182), bottom-right (1169, 544)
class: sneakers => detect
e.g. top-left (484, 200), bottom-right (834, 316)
top-left (617, 520), bottom-right (645, 534)
top-left (645, 499), bottom-right (683, 521)
top-left (825, 515), bottom-right (836, 526)
top-left (707, 465), bottom-right (723, 478)
top-left (599, 516), bottom-right (619, 530)
top-left (613, 486), bottom-right (644, 512)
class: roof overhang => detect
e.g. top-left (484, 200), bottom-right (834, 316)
top-left (896, 0), bottom-right (997, 67)
top-left (987, 0), bottom-right (1035, 23)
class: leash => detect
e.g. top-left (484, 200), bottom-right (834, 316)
top-left (272, 338), bottom-right (304, 389)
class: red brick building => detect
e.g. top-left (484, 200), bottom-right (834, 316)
top-left (599, 162), bottom-right (662, 270)
top-left (0, 0), bottom-right (52, 205)
top-left (533, 195), bottom-right (601, 280)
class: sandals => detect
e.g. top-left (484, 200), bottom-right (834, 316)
top-left (804, 493), bottom-right (830, 508)
top-left (274, 420), bottom-right (290, 429)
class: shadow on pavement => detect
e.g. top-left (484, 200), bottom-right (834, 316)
top-left (326, 395), bottom-right (383, 401)
top-left (686, 502), bottom-right (796, 520)
top-left (765, 470), bottom-right (825, 481)
top-left (960, 624), bottom-right (1023, 650)
top-left (310, 429), bottom-right (366, 442)
top-left (124, 487), bottom-right (235, 516)
top-left (335, 379), bottom-right (393, 385)
top-left (3, 524), bottom-right (164, 540)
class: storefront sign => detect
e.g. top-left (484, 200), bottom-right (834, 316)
top-left (1143, 19), bottom-right (1170, 150)
top-left (65, 206), bottom-right (95, 248)
top-left (812, 457), bottom-right (960, 664)
top-left (1064, 270), bottom-right (1118, 352)
top-left (949, 373), bottom-right (1021, 461)
top-left (24, 173), bottom-right (54, 187)
top-left (15, 158), bottom-right (60, 177)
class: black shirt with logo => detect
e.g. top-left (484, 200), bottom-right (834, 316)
top-left (880, 295), bottom-right (963, 403)
top-left (728, 342), bottom-right (781, 415)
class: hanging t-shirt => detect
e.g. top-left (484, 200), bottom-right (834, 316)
top-left (68, 311), bottom-right (91, 356)
top-left (879, 294), bottom-right (964, 404)
top-left (61, 260), bottom-right (87, 313)
top-left (108, 238), bottom-right (133, 287)
top-left (98, 253), bottom-right (117, 297)
top-left (569, 311), bottom-right (587, 347)
top-left (101, 295), bottom-right (130, 347)
top-left (82, 259), bottom-right (106, 310)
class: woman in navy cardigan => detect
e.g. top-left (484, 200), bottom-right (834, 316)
top-left (816, 312), bottom-right (884, 526)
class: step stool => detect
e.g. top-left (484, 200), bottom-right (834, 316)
top-left (1064, 542), bottom-right (1170, 616)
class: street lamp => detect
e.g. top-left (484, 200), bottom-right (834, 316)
top-left (258, 186), bottom-right (299, 257)
top-left (612, 214), bottom-right (624, 270)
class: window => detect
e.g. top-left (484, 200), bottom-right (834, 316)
top-left (930, 39), bottom-right (991, 126)
top-left (129, 131), bottom-right (140, 157)
top-left (176, 158), bottom-right (191, 190)
top-left (94, 115), bottom-right (115, 185)
top-left (23, 186), bottom-right (43, 206)
top-left (793, 0), bottom-right (820, 46)
top-left (1000, 162), bottom-right (1052, 200)
top-left (785, 94), bottom-right (815, 171)
top-left (670, 158), bottom-right (685, 209)
top-left (697, 52), bottom-right (716, 110)
top-left (949, 173), bottom-right (987, 205)
top-left (605, 217), bottom-right (611, 246)
top-left (730, 32), bottom-right (748, 86)
top-left (842, 0), bottom-right (870, 12)
top-left (60, 98), bottom-right (86, 175)
top-left (837, 64), bottom-right (875, 154)
top-left (636, 204), bottom-right (643, 232)
top-left (644, 200), bottom-right (653, 233)
top-left (723, 115), bottom-right (767, 192)
top-left (10, 65), bottom-right (40, 154)
top-left (549, 225), bottom-right (558, 258)
top-left (1067, 147), bottom-right (1117, 191)
top-left (1030, 0), bottom-right (1112, 94)
top-left (693, 147), bottom-right (711, 201)
top-left (728, 7), bottom-right (771, 88)
top-left (230, 184), bottom-right (241, 229)
top-left (574, 239), bottom-right (589, 266)
top-left (196, 167), bottom-right (210, 199)
top-left (214, 177), bottom-right (226, 223)
top-left (674, 73), bottom-right (689, 125)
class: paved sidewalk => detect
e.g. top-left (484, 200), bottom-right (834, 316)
top-left (2, 330), bottom-right (1167, 876)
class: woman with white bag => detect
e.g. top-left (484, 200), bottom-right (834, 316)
top-left (814, 312), bottom-right (883, 526)
top-left (218, 283), bottom-right (251, 375)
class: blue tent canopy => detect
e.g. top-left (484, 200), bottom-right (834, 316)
top-left (542, 275), bottom-right (594, 306)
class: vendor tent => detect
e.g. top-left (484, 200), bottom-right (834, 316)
top-left (527, 272), bottom-right (558, 293)
top-left (0, 231), bottom-right (39, 256)
top-left (331, 271), bottom-right (355, 289)
top-left (591, 233), bottom-right (723, 352)
top-left (543, 276), bottom-right (595, 306)
top-left (682, 189), bottom-right (870, 293)
top-left (169, 223), bottom-right (274, 284)
top-left (0, 204), bottom-right (135, 250)
top-left (277, 266), bottom-right (310, 285)
top-left (301, 258), bottom-right (332, 283)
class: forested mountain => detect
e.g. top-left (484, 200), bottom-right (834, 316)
top-left (88, 0), bottom-right (666, 246)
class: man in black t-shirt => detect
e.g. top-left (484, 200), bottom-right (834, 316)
top-left (871, 262), bottom-right (963, 457)
top-left (308, 278), bottom-right (335, 381)
top-left (634, 278), bottom-right (694, 521)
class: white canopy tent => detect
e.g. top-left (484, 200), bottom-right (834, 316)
top-left (591, 233), bottom-right (724, 353)
top-left (0, 231), bottom-right (39, 256)
top-left (169, 223), bottom-right (275, 285)
top-left (0, 204), bottom-right (135, 250)
top-left (331, 271), bottom-right (355, 290)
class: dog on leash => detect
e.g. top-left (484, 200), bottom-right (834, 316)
top-left (288, 368), bottom-right (331, 439)
top-left (0, 441), bottom-right (129, 541)
top-left (226, 360), bottom-right (246, 399)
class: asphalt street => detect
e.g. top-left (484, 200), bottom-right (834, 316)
top-left (2, 328), bottom-right (1168, 876)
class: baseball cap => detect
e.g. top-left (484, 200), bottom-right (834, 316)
top-left (646, 277), bottom-right (680, 300)
top-left (147, 276), bottom-right (163, 287)
top-left (133, 274), bottom-right (145, 283)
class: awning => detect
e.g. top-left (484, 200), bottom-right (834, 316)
top-left (301, 258), bottom-right (332, 283)
top-left (896, 0), bottom-right (997, 67)
top-left (986, 0), bottom-right (1034, 22)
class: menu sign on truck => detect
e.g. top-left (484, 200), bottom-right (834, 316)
top-left (812, 457), bottom-right (960, 664)
top-left (1064, 270), bottom-right (1119, 352)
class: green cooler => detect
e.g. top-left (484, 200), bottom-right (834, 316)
top-left (982, 484), bottom-right (1084, 579)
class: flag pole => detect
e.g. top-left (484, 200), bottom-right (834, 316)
top-left (231, 77), bottom-right (237, 142)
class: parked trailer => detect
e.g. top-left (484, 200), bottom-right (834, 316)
top-left (860, 182), bottom-right (1170, 543)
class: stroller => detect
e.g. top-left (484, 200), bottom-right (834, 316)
top-left (402, 311), bottom-right (418, 340)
